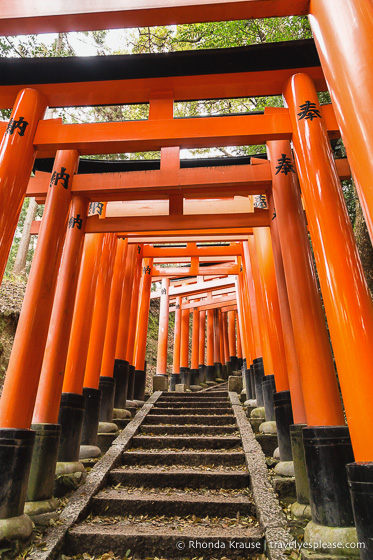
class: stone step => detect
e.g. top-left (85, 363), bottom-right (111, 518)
top-left (140, 425), bottom-right (238, 435)
top-left (162, 390), bottom-right (228, 397)
top-left (91, 488), bottom-right (256, 517)
top-left (121, 451), bottom-right (245, 467)
top-left (131, 435), bottom-right (241, 450)
top-left (154, 402), bottom-right (230, 408)
top-left (109, 467), bottom-right (249, 489)
top-left (158, 396), bottom-right (229, 401)
top-left (144, 414), bottom-right (236, 425)
top-left (67, 523), bottom-right (264, 559)
top-left (149, 407), bottom-right (233, 415)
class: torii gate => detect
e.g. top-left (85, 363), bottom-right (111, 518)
top-left (0, 1), bottom-right (372, 555)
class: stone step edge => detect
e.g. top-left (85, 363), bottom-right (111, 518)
top-left (229, 391), bottom-right (293, 560)
top-left (27, 391), bottom-right (164, 560)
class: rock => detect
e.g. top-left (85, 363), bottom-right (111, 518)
top-left (153, 375), bottom-right (169, 391)
top-left (274, 461), bottom-right (295, 477)
top-left (251, 407), bottom-right (266, 419)
top-left (291, 501), bottom-right (312, 519)
top-left (190, 385), bottom-right (202, 392)
top-left (24, 497), bottom-right (58, 517)
top-left (228, 375), bottom-right (242, 393)
top-left (175, 383), bottom-right (186, 392)
top-left (259, 421), bottom-right (277, 434)
top-left (273, 447), bottom-right (280, 459)
top-left (304, 520), bottom-right (359, 557)
top-left (55, 461), bottom-right (85, 476)
top-left (113, 408), bottom-right (131, 419)
top-left (0, 513), bottom-right (33, 547)
top-left (244, 399), bottom-right (257, 407)
top-left (79, 445), bottom-right (101, 460)
top-left (98, 422), bottom-right (118, 433)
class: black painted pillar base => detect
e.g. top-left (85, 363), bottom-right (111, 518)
top-left (190, 368), bottom-right (200, 386)
top-left (244, 367), bottom-right (253, 400)
top-left (214, 362), bottom-right (223, 380)
top-left (206, 365), bottom-right (216, 383)
top-left (180, 367), bottom-right (190, 389)
top-left (81, 387), bottom-right (102, 446)
top-left (303, 425), bottom-right (355, 527)
top-left (253, 357), bottom-right (265, 407)
top-left (242, 358), bottom-right (247, 375)
top-left (0, 428), bottom-right (35, 519)
top-left (127, 365), bottom-right (135, 401)
top-left (230, 356), bottom-right (238, 372)
top-left (347, 461), bottom-right (373, 559)
top-left (98, 376), bottom-right (116, 422)
top-left (133, 370), bottom-right (146, 401)
top-left (225, 361), bottom-right (232, 378)
top-left (273, 390), bottom-right (293, 461)
top-left (290, 424), bottom-right (310, 505)
top-left (198, 365), bottom-right (206, 384)
top-left (169, 373), bottom-right (181, 391)
top-left (250, 364), bottom-right (256, 399)
top-left (262, 374), bottom-right (276, 421)
top-left (237, 357), bottom-right (243, 370)
top-left (27, 423), bottom-right (61, 502)
top-left (113, 359), bottom-right (129, 409)
top-left (58, 392), bottom-right (85, 463)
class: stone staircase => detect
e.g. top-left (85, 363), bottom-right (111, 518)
top-left (64, 390), bottom-right (265, 559)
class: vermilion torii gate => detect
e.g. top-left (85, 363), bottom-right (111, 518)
top-left (0, 1), bottom-right (372, 557)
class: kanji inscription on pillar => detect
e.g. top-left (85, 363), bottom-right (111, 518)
top-left (275, 154), bottom-right (295, 175)
top-left (297, 101), bottom-right (322, 121)
top-left (50, 166), bottom-right (70, 190)
top-left (68, 214), bottom-right (83, 230)
top-left (5, 116), bottom-right (29, 136)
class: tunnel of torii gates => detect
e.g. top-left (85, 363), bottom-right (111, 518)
top-left (0, 0), bottom-right (372, 555)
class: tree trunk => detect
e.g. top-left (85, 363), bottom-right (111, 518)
top-left (353, 184), bottom-right (373, 296)
top-left (12, 197), bottom-right (38, 275)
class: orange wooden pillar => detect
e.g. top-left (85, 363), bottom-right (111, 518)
top-left (234, 275), bottom-right (248, 364)
top-left (0, 150), bottom-right (79, 430)
top-left (0, 150), bottom-right (78, 519)
top-left (213, 308), bottom-right (222, 380)
top-left (133, 257), bottom-right (153, 400)
top-left (309, 0), bottom-right (373, 245)
top-left (28, 195), bottom-right (89, 502)
top-left (170, 296), bottom-right (182, 390)
top-left (62, 234), bottom-right (104, 396)
top-left (266, 189), bottom-right (306, 425)
top-left (236, 311), bottom-right (243, 367)
top-left (266, 139), bottom-right (344, 428)
top-left (180, 307), bottom-right (190, 388)
top-left (33, 195), bottom-right (89, 425)
top-left (219, 310), bottom-right (225, 366)
top-left (228, 310), bottom-right (237, 371)
top-left (115, 244), bottom-right (137, 361)
top-left (221, 311), bottom-right (230, 377)
top-left (0, 89), bottom-right (47, 281)
top-left (253, 227), bottom-right (289, 392)
top-left (242, 242), bottom-right (262, 362)
top-left (247, 238), bottom-right (274, 371)
top-left (198, 310), bottom-right (206, 383)
top-left (99, 238), bottom-right (129, 417)
top-left (113, 243), bottom-right (137, 408)
top-left (126, 246), bottom-right (143, 401)
top-left (156, 278), bottom-right (170, 376)
top-left (284, 73), bottom-right (373, 461)
top-left (190, 306), bottom-right (200, 385)
top-left (83, 234), bottom-right (117, 388)
top-left (206, 308), bottom-right (215, 383)
top-left (59, 232), bottom-right (116, 461)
